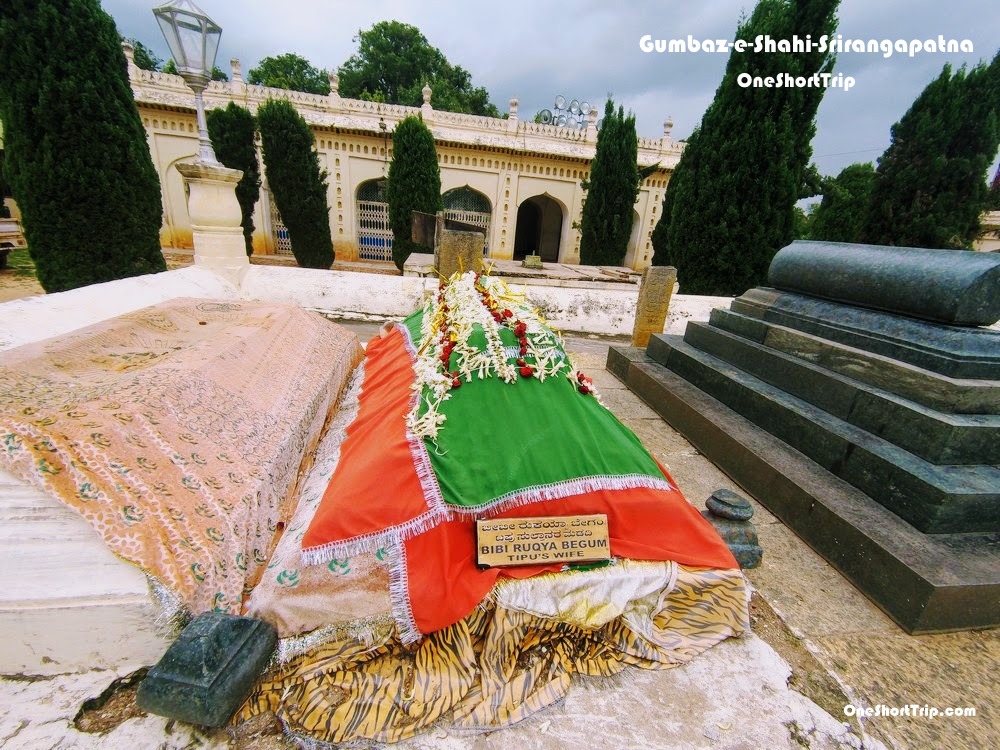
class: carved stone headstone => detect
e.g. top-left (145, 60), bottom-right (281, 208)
top-left (137, 612), bottom-right (277, 727)
top-left (436, 229), bottom-right (485, 280)
top-left (631, 265), bottom-right (677, 348)
top-left (410, 211), bottom-right (438, 251)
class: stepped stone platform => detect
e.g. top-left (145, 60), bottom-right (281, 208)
top-left (610, 241), bottom-right (1000, 633)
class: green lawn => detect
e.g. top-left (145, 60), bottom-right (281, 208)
top-left (3, 247), bottom-right (36, 277)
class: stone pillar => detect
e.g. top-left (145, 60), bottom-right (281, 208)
top-left (586, 107), bottom-right (598, 142)
top-left (121, 41), bottom-right (139, 82)
top-left (631, 265), bottom-right (677, 347)
top-left (436, 229), bottom-right (485, 280)
top-left (229, 58), bottom-right (246, 100)
top-left (176, 162), bottom-right (249, 286)
top-left (660, 116), bottom-right (674, 150)
top-left (421, 83), bottom-right (433, 122)
top-left (328, 72), bottom-right (342, 112)
top-left (507, 98), bottom-right (519, 132)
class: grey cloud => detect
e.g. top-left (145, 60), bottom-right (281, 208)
top-left (100, 0), bottom-right (998, 177)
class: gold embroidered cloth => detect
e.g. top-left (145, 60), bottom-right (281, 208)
top-left (0, 298), bottom-right (363, 615)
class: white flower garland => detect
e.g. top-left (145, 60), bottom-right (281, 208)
top-left (406, 271), bottom-right (601, 442)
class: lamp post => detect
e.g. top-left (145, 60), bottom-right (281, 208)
top-left (152, 0), bottom-right (222, 165)
top-left (152, 1), bottom-right (248, 282)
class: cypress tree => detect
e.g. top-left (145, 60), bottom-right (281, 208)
top-left (0, 0), bottom-right (166, 292)
top-left (257, 99), bottom-right (333, 268)
top-left (810, 162), bottom-right (875, 242)
top-left (386, 115), bottom-right (441, 270)
top-left (579, 99), bottom-right (640, 266)
top-left (651, 0), bottom-right (839, 295)
top-left (207, 103), bottom-right (261, 256)
top-left (860, 53), bottom-right (1000, 249)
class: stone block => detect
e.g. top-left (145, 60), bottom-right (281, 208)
top-left (631, 265), bottom-right (677, 348)
top-left (730, 288), bottom-right (1000, 380)
top-left (713, 307), bottom-right (1000, 414)
top-left (847, 390), bottom-right (1000, 466)
top-left (137, 612), bottom-right (277, 728)
top-left (706, 488), bottom-right (755, 521)
top-left (703, 489), bottom-right (762, 568)
top-left (606, 346), bottom-right (1000, 633)
top-left (682, 322), bottom-right (859, 420)
top-left (435, 229), bottom-right (484, 280)
top-left (681, 321), bottom-right (1000, 464)
top-left (702, 512), bottom-right (763, 569)
top-left (646, 335), bottom-right (1000, 534)
top-left (402, 252), bottom-right (436, 278)
top-left (766, 241), bottom-right (1000, 326)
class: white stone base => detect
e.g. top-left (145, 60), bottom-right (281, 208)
top-left (0, 470), bottom-right (172, 676)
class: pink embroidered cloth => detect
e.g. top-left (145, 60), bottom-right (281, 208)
top-left (0, 298), bottom-right (362, 615)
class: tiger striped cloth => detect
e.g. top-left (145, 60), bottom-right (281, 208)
top-left (239, 564), bottom-right (748, 745)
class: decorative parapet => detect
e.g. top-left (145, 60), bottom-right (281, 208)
top-left (128, 53), bottom-right (682, 169)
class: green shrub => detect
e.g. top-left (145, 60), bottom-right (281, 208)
top-left (386, 116), bottom-right (441, 270)
top-left (651, 0), bottom-right (839, 295)
top-left (207, 103), bottom-right (261, 255)
top-left (579, 99), bottom-right (640, 266)
top-left (0, 0), bottom-right (166, 292)
top-left (257, 99), bottom-right (333, 268)
top-left (860, 54), bottom-right (1000, 249)
top-left (810, 163), bottom-right (875, 242)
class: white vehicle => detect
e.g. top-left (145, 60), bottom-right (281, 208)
top-left (0, 216), bottom-right (27, 268)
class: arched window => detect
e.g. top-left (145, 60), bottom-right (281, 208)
top-left (355, 179), bottom-right (392, 261)
top-left (443, 187), bottom-right (492, 255)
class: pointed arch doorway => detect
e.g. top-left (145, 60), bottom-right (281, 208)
top-left (513, 194), bottom-right (563, 262)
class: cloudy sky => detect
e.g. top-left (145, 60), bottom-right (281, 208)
top-left (104, 0), bottom-right (999, 180)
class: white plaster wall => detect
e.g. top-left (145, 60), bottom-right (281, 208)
top-left (666, 294), bottom-right (735, 335)
top-left (0, 469), bottom-right (173, 676)
top-left (239, 265), bottom-right (433, 321)
top-left (240, 266), bottom-right (733, 337)
top-left (0, 267), bottom-right (239, 353)
top-left (1, 265), bottom-right (733, 351)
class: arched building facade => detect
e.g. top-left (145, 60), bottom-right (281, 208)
top-left (93, 47), bottom-right (685, 269)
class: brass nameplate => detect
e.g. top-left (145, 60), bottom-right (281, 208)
top-left (476, 514), bottom-right (610, 568)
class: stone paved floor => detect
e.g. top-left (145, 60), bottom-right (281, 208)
top-left (568, 337), bottom-right (998, 750)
